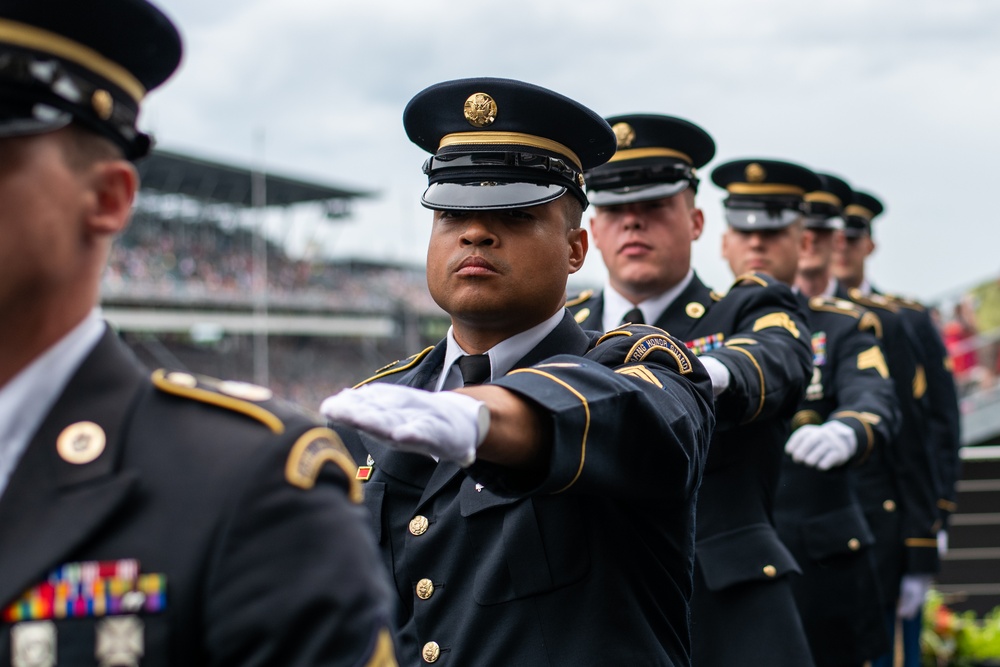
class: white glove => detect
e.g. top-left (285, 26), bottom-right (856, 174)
top-left (785, 421), bottom-right (858, 470)
top-left (699, 356), bottom-right (731, 397)
top-left (938, 530), bottom-right (948, 557)
top-left (898, 574), bottom-right (933, 620)
top-left (321, 384), bottom-right (490, 468)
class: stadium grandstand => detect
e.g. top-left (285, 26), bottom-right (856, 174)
top-left (101, 148), bottom-right (448, 407)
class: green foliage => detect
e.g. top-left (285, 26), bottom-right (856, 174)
top-left (923, 590), bottom-right (1000, 666)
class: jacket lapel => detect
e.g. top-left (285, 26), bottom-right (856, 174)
top-left (654, 272), bottom-right (715, 340)
top-left (0, 329), bottom-right (146, 608)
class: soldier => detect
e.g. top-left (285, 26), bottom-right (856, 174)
top-left (570, 118), bottom-right (814, 667)
top-left (321, 81), bottom-right (716, 666)
top-left (726, 171), bottom-right (899, 666)
top-left (833, 191), bottom-right (957, 667)
top-left (0, 1), bottom-right (397, 665)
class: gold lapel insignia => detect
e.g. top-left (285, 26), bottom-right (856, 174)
top-left (573, 307), bottom-right (591, 324)
top-left (685, 302), bottom-right (706, 319)
top-left (464, 92), bottom-right (497, 127)
top-left (57, 421), bottom-right (106, 465)
top-left (95, 616), bottom-right (144, 667)
top-left (11, 620), bottom-right (56, 667)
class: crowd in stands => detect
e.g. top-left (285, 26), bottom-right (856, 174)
top-left (936, 281), bottom-right (1000, 401)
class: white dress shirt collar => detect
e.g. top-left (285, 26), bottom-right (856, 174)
top-left (601, 269), bottom-right (694, 332)
top-left (0, 310), bottom-right (105, 499)
top-left (435, 308), bottom-right (566, 391)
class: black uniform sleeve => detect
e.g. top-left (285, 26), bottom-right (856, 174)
top-left (476, 324), bottom-right (716, 501)
top-left (202, 426), bottom-right (397, 667)
top-left (704, 278), bottom-right (813, 430)
top-left (826, 318), bottom-right (900, 466)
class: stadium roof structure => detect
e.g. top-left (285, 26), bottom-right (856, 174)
top-left (136, 148), bottom-right (374, 212)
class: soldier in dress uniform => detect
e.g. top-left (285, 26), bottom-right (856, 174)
top-left (833, 191), bottom-right (957, 667)
top-left (568, 117), bottom-right (814, 667)
top-left (0, 1), bottom-right (397, 665)
top-left (320, 80), bottom-right (717, 667)
top-left (728, 171), bottom-right (899, 666)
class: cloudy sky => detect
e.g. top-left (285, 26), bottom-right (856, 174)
top-left (142, 0), bottom-right (1000, 302)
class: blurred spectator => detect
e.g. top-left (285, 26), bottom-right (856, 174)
top-left (944, 295), bottom-right (991, 396)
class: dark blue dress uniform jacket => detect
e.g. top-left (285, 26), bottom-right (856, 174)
top-left (571, 272), bottom-right (815, 667)
top-left (0, 328), bottom-right (397, 667)
top-left (337, 310), bottom-right (715, 667)
top-left (881, 293), bottom-right (962, 530)
top-left (774, 294), bottom-right (900, 666)
top-left (838, 286), bottom-right (942, 599)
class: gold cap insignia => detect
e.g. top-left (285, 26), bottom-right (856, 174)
top-left (57, 421), bottom-right (107, 465)
top-left (612, 122), bottom-right (636, 148)
top-left (745, 162), bottom-right (766, 183)
top-left (92, 90), bottom-right (114, 121)
top-left (685, 302), bottom-right (706, 319)
top-left (464, 92), bottom-right (497, 128)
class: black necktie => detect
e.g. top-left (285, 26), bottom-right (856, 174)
top-left (457, 354), bottom-right (491, 386)
top-left (621, 307), bottom-right (645, 325)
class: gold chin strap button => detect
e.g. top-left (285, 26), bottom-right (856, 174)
top-left (422, 641), bottom-right (441, 663)
top-left (409, 516), bottom-right (429, 536)
top-left (416, 579), bottom-right (435, 600)
top-left (762, 565), bottom-right (777, 578)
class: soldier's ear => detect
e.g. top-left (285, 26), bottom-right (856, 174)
top-left (568, 227), bottom-right (588, 274)
top-left (85, 160), bottom-right (138, 237)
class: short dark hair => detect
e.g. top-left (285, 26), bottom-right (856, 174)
top-left (562, 193), bottom-right (584, 230)
top-left (61, 123), bottom-right (125, 171)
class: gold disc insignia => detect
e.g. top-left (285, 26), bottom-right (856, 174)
top-left (612, 122), bottom-right (636, 148)
top-left (745, 162), bottom-right (766, 183)
top-left (92, 90), bottom-right (114, 121)
top-left (685, 302), bottom-right (706, 319)
top-left (218, 380), bottom-right (273, 402)
top-left (464, 93), bottom-right (497, 128)
top-left (57, 421), bottom-right (107, 465)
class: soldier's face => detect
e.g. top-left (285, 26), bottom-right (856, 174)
top-left (589, 192), bottom-right (704, 301)
top-left (0, 131), bottom-right (93, 315)
top-left (832, 232), bottom-right (874, 285)
top-left (425, 196), bottom-right (586, 337)
top-left (721, 222), bottom-right (804, 285)
top-left (797, 228), bottom-right (835, 276)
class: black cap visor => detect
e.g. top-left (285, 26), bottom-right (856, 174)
top-left (0, 100), bottom-right (72, 139)
top-left (725, 205), bottom-right (803, 231)
top-left (589, 180), bottom-right (690, 207)
top-left (421, 181), bottom-right (568, 211)
top-left (804, 214), bottom-right (845, 231)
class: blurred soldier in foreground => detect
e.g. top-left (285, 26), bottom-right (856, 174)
top-left (322, 80), bottom-right (716, 666)
top-left (0, 1), bottom-right (396, 664)
top-left (722, 170), bottom-right (899, 666)
top-left (569, 118), bottom-right (813, 667)
top-left (833, 191), bottom-right (958, 667)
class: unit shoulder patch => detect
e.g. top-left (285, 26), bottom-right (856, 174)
top-left (355, 347), bottom-right (434, 387)
top-left (625, 334), bottom-right (694, 375)
top-left (285, 427), bottom-right (361, 502)
top-left (808, 296), bottom-right (861, 319)
top-left (565, 289), bottom-right (594, 308)
top-left (152, 369), bottom-right (286, 434)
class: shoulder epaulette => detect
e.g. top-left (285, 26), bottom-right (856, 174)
top-left (808, 296), bottom-right (861, 319)
top-left (565, 289), bottom-right (594, 308)
top-left (728, 272), bottom-right (770, 291)
top-left (354, 347), bottom-right (434, 388)
top-left (152, 369), bottom-right (286, 434)
top-left (883, 292), bottom-right (926, 312)
top-left (848, 289), bottom-right (899, 313)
